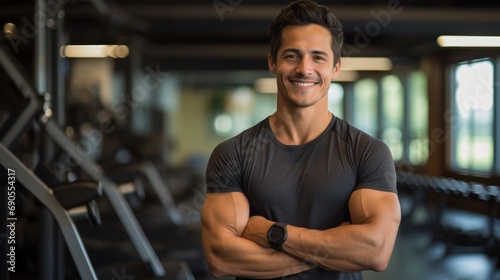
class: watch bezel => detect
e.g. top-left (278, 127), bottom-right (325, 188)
top-left (267, 222), bottom-right (287, 250)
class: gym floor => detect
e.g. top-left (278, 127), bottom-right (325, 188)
top-left (364, 229), bottom-right (500, 280)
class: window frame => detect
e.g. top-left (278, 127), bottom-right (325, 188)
top-left (345, 69), bottom-right (429, 167)
top-left (448, 57), bottom-right (496, 176)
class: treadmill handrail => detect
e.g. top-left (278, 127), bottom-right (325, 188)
top-left (0, 143), bottom-right (97, 280)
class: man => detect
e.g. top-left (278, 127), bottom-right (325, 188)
top-left (201, 0), bottom-right (401, 279)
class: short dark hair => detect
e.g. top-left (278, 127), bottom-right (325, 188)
top-left (269, 0), bottom-right (344, 66)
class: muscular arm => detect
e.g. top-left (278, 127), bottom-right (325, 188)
top-left (242, 188), bottom-right (401, 272)
top-left (201, 192), bottom-right (315, 278)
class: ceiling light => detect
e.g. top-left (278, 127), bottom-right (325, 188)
top-left (3, 23), bottom-right (15, 34)
top-left (60, 45), bottom-right (129, 58)
top-left (341, 57), bottom-right (392, 71)
top-left (437, 35), bottom-right (500, 47)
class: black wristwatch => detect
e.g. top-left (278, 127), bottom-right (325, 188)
top-left (267, 222), bottom-right (287, 250)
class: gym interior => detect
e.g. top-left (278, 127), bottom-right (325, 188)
top-left (1, 0), bottom-right (500, 279)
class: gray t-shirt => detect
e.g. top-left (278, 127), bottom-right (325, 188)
top-left (206, 115), bottom-right (397, 280)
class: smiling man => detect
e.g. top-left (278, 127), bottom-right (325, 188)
top-left (201, 1), bottom-right (401, 279)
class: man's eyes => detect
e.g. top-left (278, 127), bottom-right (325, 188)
top-left (282, 54), bottom-right (327, 61)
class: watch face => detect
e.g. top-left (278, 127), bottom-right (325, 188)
top-left (269, 227), bottom-right (285, 242)
top-left (267, 223), bottom-right (287, 249)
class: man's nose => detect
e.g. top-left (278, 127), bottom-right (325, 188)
top-left (296, 57), bottom-right (313, 76)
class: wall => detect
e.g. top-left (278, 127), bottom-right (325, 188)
top-left (171, 87), bottom-right (226, 168)
top-left (171, 86), bottom-right (277, 172)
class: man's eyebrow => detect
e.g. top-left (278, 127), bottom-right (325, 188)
top-left (281, 48), bottom-right (329, 56)
top-left (311, 50), bottom-right (329, 56)
top-left (281, 48), bottom-right (301, 53)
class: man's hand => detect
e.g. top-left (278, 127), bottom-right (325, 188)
top-left (241, 215), bottom-right (274, 247)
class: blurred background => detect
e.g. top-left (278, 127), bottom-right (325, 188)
top-left (1, 0), bottom-right (500, 279)
top-left (1, 0), bottom-right (499, 170)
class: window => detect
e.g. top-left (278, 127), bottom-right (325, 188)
top-left (407, 71), bottom-right (428, 165)
top-left (381, 75), bottom-right (404, 161)
top-left (352, 78), bottom-right (378, 137)
top-left (212, 86), bottom-right (256, 137)
top-left (328, 82), bottom-right (344, 119)
top-left (451, 59), bottom-right (494, 173)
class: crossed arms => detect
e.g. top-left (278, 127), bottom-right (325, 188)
top-left (201, 188), bottom-right (401, 278)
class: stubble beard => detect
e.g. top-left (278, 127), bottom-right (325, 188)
top-left (287, 89), bottom-right (327, 108)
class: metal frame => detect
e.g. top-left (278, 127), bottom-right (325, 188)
top-left (0, 45), bottom-right (166, 277)
top-left (141, 160), bottom-right (184, 225)
top-left (0, 143), bottom-right (97, 279)
top-left (43, 119), bottom-right (165, 276)
top-left (0, 46), bottom-right (39, 148)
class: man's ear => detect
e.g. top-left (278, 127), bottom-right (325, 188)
top-left (268, 54), bottom-right (276, 75)
top-left (331, 59), bottom-right (341, 81)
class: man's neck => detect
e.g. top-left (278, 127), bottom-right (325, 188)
top-left (269, 108), bottom-right (332, 145)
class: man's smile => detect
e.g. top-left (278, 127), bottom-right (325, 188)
top-left (291, 81), bottom-right (316, 87)
top-left (288, 78), bottom-right (319, 88)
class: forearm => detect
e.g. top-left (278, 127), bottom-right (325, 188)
top-left (203, 231), bottom-right (314, 278)
top-left (280, 189), bottom-right (401, 272)
top-left (201, 190), bottom-right (314, 279)
top-left (284, 222), bottom-right (396, 272)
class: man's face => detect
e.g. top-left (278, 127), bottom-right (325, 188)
top-left (269, 24), bottom-right (340, 108)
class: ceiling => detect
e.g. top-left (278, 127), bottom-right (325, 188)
top-left (2, 0), bottom-right (500, 74)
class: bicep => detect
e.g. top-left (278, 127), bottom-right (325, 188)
top-left (348, 189), bottom-right (401, 227)
top-left (201, 192), bottom-right (250, 238)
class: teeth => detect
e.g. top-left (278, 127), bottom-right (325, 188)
top-left (293, 82), bottom-right (315, 86)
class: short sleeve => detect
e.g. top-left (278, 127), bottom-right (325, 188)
top-left (205, 139), bottom-right (243, 193)
top-left (355, 136), bottom-right (397, 194)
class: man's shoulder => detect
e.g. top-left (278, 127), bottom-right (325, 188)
top-left (330, 117), bottom-right (365, 143)
top-left (330, 117), bottom-right (388, 151)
